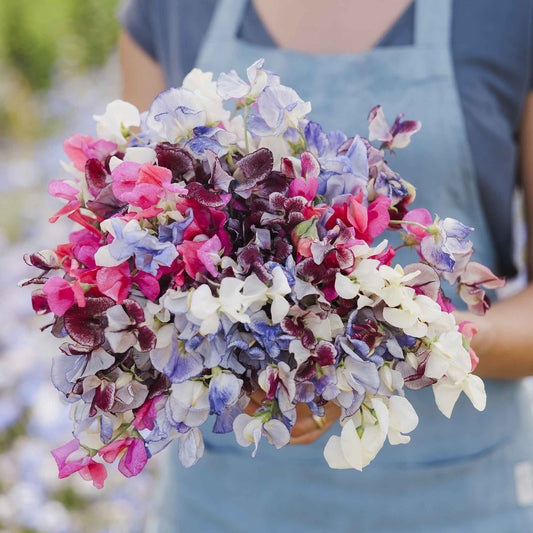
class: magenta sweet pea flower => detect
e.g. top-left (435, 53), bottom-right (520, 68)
top-left (458, 262), bottom-right (506, 315)
top-left (51, 438), bottom-right (108, 489)
top-left (42, 276), bottom-right (85, 316)
top-left (98, 437), bottom-right (148, 478)
top-left (63, 133), bottom-right (117, 172)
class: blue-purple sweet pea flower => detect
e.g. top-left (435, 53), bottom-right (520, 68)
top-left (213, 397), bottom-right (249, 434)
top-left (373, 167), bottom-right (409, 204)
top-left (158, 209), bottom-right (194, 245)
top-left (151, 324), bottom-right (203, 383)
top-left (420, 217), bottom-right (474, 273)
top-left (208, 371), bottom-right (243, 415)
top-left (304, 121), bottom-right (347, 159)
top-left (186, 126), bottom-right (237, 157)
top-left (178, 427), bottom-right (205, 467)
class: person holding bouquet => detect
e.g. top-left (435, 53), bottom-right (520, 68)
top-left (117, 0), bottom-right (533, 530)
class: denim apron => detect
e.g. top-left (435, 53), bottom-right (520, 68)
top-left (148, 1), bottom-right (533, 531)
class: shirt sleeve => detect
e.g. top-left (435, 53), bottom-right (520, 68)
top-left (119, 0), bottom-right (157, 60)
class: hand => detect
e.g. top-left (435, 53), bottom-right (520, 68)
top-left (244, 391), bottom-right (341, 445)
top-left (289, 401), bottom-right (342, 445)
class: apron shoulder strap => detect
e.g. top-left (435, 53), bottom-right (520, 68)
top-left (414, 0), bottom-right (452, 49)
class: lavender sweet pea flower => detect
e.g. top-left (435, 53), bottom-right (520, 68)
top-left (248, 85), bottom-right (311, 136)
top-left (145, 88), bottom-right (207, 142)
top-left (305, 121), bottom-right (347, 159)
top-left (166, 381), bottom-right (210, 428)
top-left (208, 372), bottom-right (243, 415)
top-left (95, 218), bottom-right (178, 276)
top-left (420, 217), bottom-right (474, 273)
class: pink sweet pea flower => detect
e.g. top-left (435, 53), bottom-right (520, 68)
top-left (458, 262), bottom-right (506, 315)
top-left (458, 321), bottom-right (480, 371)
top-left (287, 152), bottom-right (320, 201)
top-left (96, 263), bottom-right (132, 304)
top-left (42, 276), bottom-right (85, 316)
top-left (98, 437), bottom-right (148, 478)
top-left (63, 133), bottom-right (116, 172)
top-left (51, 438), bottom-right (108, 489)
top-left (400, 208), bottom-right (432, 240)
top-left (111, 161), bottom-right (186, 209)
top-left (177, 235), bottom-right (222, 279)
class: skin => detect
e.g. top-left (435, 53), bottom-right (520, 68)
top-left (119, 1), bottom-right (533, 444)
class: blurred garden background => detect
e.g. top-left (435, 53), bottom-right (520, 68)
top-left (0, 1), bottom-right (157, 531)
top-left (0, 2), bottom-right (529, 532)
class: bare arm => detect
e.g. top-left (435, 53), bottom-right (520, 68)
top-left (456, 91), bottom-right (533, 379)
top-left (119, 30), bottom-right (166, 111)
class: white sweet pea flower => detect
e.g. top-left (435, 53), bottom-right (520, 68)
top-left (425, 330), bottom-right (471, 380)
top-left (324, 398), bottom-right (389, 471)
top-left (433, 373), bottom-right (486, 418)
top-left (109, 146), bottom-right (157, 172)
top-left (387, 396), bottom-right (419, 445)
top-left (233, 414), bottom-right (290, 457)
top-left (189, 284), bottom-right (221, 335)
top-left (93, 99), bottom-right (140, 144)
top-left (189, 278), bottom-right (251, 335)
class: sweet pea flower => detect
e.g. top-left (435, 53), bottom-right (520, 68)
top-left (63, 133), bottom-right (117, 172)
top-left (368, 105), bottom-right (421, 150)
top-left (51, 438), bottom-right (108, 489)
top-left (233, 414), bottom-right (290, 457)
top-left (98, 437), bottom-right (148, 478)
top-left (93, 99), bottom-right (140, 144)
top-left (111, 161), bottom-right (186, 209)
top-left (457, 261), bottom-right (506, 314)
top-left (324, 398), bottom-right (389, 470)
top-left (166, 380), bottom-right (210, 428)
top-left (248, 84), bottom-right (311, 137)
top-left (95, 218), bottom-right (178, 276)
top-left (432, 372), bottom-right (486, 418)
top-left (217, 58), bottom-right (280, 101)
top-left (178, 427), bottom-right (205, 467)
top-left (418, 217), bottom-right (474, 273)
top-left (151, 323), bottom-right (203, 383)
top-left (42, 276), bottom-right (85, 316)
top-left (208, 371), bottom-right (243, 415)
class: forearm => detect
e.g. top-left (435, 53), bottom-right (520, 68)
top-left (456, 282), bottom-right (533, 379)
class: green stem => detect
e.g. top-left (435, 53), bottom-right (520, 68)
top-left (389, 219), bottom-right (429, 230)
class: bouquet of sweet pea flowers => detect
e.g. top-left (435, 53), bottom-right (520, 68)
top-left (22, 59), bottom-right (505, 488)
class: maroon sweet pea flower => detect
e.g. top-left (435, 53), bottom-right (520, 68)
top-left (63, 295), bottom-right (115, 348)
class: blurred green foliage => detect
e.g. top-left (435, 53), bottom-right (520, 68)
top-left (0, 0), bottom-right (121, 139)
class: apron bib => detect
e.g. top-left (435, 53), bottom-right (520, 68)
top-left (149, 1), bottom-right (533, 531)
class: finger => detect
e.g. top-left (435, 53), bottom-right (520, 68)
top-left (244, 390), bottom-right (266, 416)
top-left (290, 402), bottom-right (341, 438)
